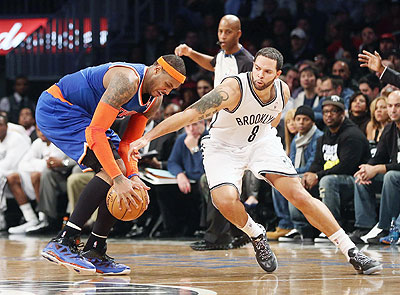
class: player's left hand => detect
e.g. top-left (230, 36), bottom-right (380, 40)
top-left (129, 175), bottom-right (150, 209)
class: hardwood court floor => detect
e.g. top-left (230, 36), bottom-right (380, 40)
top-left (0, 234), bottom-right (399, 294)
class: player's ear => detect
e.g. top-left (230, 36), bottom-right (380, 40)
top-left (276, 70), bottom-right (282, 77)
top-left (237, 30), bottom-right (242, 39)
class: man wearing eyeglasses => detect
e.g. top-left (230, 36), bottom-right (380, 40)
top-left (302, 96), bottom-right (370, 237)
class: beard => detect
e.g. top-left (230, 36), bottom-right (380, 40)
top-left (252, 77), bottom-right (275, 91)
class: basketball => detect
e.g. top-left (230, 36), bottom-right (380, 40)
top-left (106, 186), bottom-right (147, 221)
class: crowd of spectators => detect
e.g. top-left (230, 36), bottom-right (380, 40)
top-left (1, 0), bottom-right (400, 248)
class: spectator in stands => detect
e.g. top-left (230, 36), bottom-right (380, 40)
top-left (365, 96), bottom-right (390, 147)
top-left (332, 60), bottom-right (359, 91)
top-left (348, 92), bottom-right (370, 136)
top-left (284, 109), bottom-right (297, 155)
top-left (301, 96), bottom-right (370, 237)
top-left (7, 127), bottom-right (67, 234)
top-left (269, 106), bottom-right (322, 241)
top-left (155, 120), bottom-right (208, 237)
top-left (287, 28), bottom-right (314, 65)
top-left (18, 107), bottom-right (37, 142)
top-left (0, 75), bottom-right (35, 124)
top-left (359, 27), bottom-right (379, 55)
top-left (286, 66), bottom-right (320, 114)
top-left (196, 76), bottom-right (213, 98)
top-left (314, 53), bottom-right (329, 76)
top-left (284, 67), bottom-right (301, 100)
top-left (358, 74), bottom-right (381, 102)
top-left (350, 90), bottom-right (400, 244)
top-left (26, 152), bottom-right (75, 234)
top-left (320, 75), bottom-right (354, 110)
top-left (0, 110), bottom-right (30, 145)
top-left (378, 33), bottom-right (396, 59)
top-left (0, 114), bottom-right (31, 231)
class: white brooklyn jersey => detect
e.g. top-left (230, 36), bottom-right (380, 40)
top-left (208, 72), bottom-right (285, 147)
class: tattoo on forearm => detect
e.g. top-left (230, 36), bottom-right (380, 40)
top-left (103, 72), bottom-right (136, 108)
top-left (189, 89), bottom-right (229, 114)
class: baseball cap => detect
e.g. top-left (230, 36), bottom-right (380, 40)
top-left (322, 95), bottom-right (345, 111)
top-left (380, 33), bottom-right (395, 42)
top-left (290, 28), bottom-right (306, 39)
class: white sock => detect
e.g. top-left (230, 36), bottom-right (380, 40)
top-left (38, 212), bottom-right (47, 222)
top-left (239, 214), bottom-right (264, 238)
top-left (328, 228), bottom-right (356, 261)
top-left (20, 203), bottom-right (38, 223)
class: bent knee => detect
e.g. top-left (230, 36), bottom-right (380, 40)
top-left (6, 173), bottom-right (21, 185)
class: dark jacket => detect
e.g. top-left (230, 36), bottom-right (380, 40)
top-left (309, 118), bottom-right (371, 178)
top-left (369, 122), bottom-right (400, 171)
top-left (381, 67), bottom-right (400, 88)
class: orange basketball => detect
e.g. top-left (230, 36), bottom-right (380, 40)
top-left (106, 186), bottom-right (147, 221)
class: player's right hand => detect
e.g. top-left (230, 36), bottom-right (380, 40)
top-left (174, 44), bottom-right (192, 57)
top-left (128, 137), bottom-right (149, 161)
top-left (112, 174), bottom-right (142, 211)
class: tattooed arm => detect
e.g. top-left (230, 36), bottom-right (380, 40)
top-left (128, 77), bottom-right (241, 153)
top-left (102, 67), bottom-right (139, 107)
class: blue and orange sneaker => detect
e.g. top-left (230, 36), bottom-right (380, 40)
top-left (380, 228), bottom-right (400, 245)
top-left (41, 236), bottom-right (96, 275)
top-left (82, 247), bottom-right (131, 275)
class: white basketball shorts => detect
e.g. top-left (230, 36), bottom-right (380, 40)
top-left (201, 129), bottom-right (298, 194)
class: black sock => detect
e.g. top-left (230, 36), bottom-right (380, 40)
top-left (69, 176), bottom-right (111, 228)
top-left (56, 224), bottom-right (81, 240)
top-left (84, 233), bottom-right (107, 252)
top-left (83, 197), bottom-right (118, 252)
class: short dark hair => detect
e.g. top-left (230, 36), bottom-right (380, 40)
top-left (254, 47), bottom-right (284, 71)
top-left (321, 75), bottom-right (344, 89)
top-left (154, 54), bottom-right (186, 76)
top-left (196, 76), bottom-right (213, 87)
top-left (299, 66), bottom-right (319, 78)
top-left (358, 74), bottom-right (381, 91)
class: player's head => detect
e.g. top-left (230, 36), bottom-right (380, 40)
top-left (218, 15), bottom-right (241, 54)
top-left (149, 54), bottom-right (186, 97)
top-left (252, 47), bottom-right (283, 90)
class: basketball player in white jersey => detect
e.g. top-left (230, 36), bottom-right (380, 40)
top-left (129, 48), bottom-right (382, 274)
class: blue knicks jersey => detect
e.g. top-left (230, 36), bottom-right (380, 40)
top-left (56, 62), bottom-right (157, 118)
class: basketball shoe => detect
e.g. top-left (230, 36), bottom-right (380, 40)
top-left (348, 248), bottom-right (383, 275)
top-left (82, 246), bottom-right (131, 275)
top-left (251, 224), bottom-right (278, 273)
top-left (41, 236), bottom-right (96, 275)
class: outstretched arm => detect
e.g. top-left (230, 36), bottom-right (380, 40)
top-left (128, 78), bottom-right (241, 157)
top-left (175, 44), bottom-right (215, 72)
top-left (358, 50), bottom-right (385, 75)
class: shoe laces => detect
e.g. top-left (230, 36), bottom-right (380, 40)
top-left (253, 235), bottom-right (272, 261)
top-left (353, 251), bottom-right (372, 267)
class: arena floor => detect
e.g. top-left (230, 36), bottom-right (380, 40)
top-left (0, 234), bottom-right (398, 294)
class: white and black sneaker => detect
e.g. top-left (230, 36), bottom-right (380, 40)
top-left (251, 225), bottom-right (278, 273)
top-left (278, 229), bottom-right (301, 242)
top-left (348, 247), bottom-right (382, 275)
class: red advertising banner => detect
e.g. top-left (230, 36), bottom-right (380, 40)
top-left (0, 18), bottom-right (108, 55)
top-left (0, 18), bottom-right (48, 55)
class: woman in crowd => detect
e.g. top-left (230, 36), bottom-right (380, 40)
top-left (365, 96), bottom-right (390, 156)
top-left (348, 92), bottom-right (370, 136)
top-left (284, 109), bottom-right (298, 155)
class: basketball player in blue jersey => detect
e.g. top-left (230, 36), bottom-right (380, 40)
top-left (36, 55), bottom-right (186, 275)
top-left (130, 48), bottom-right (382, 275)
